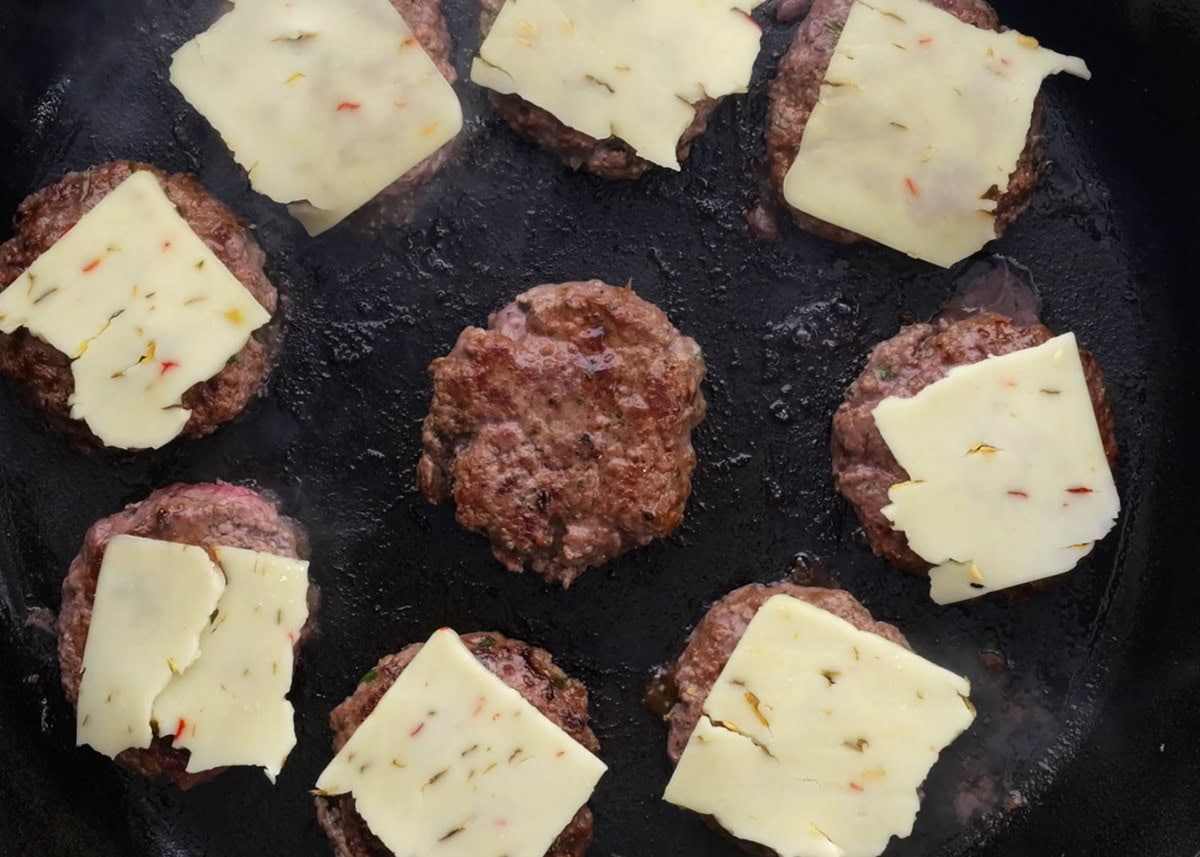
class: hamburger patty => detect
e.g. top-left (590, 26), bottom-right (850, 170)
top-left (0, 161), bottom-right (277, 447)
top-left (316, 632), bottom-right (599, 857)
top-left (384, 0), bottom-right (459, 197)
top-left (663, 582), bottom-right (908, 763)
top-left (765, 0), bottom-right (1045, 242)
top-left (477, 0), bottom-right (721, 180)
top-left (831, 312), bottom-right (1118, 574)
top-left (418, 280), bottom-right (707, 587)
top-left (57, 482), bottom-right (311, 788)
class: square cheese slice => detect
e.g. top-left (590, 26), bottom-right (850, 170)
top-left (470, 0), bottom-right (764, 170)
top-left (152, 547), bottom-right (310, 781)
top-left (782, 0), bottom-right (1090, 267)
top-left (0, 170), bottom-right (271, 450)
top-left (872, 333), bottom-right (1119, 604)
top-left (316, 629), bottom-right (607, 857)
top-left (76, 536), bottom-right (225, 759)
top-left (664, 595), bottom-right (975, 857)
top-left (171, 0), bottom-right (463, 235)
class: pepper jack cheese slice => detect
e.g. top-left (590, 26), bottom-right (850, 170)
top-left (76, 536), bottom-right (225, 759)
top-left (152, 547), bottom-right (310, 781)
top-left (0, 171), bottom-right (270, 449)
top-left (470, 0), bottom-right (764, 170)
top-left (873, 333), bottom-right (1119, 604)
top-left (664, 595), bottom-right (974, 857)
top-left (316, 629), bottom-right (607, 857)
top-left (171, 0), bottom-right (463, 235)
top-left (782, 0), bottom-right (1090, 267)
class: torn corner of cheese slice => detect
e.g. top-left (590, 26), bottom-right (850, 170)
top-left (781, 0), bottom-right (1090, 267)
top-left (663, 594), bottom-right (974, 857)
top-left (315, 628), bottom-right (607, 857)
top-left (469, 0), bottom-right (766, 170)
top-left (871, 333), bottom-right (1119, 605)
top-left (169, 0), bottom-right (464, 236)
top-left (151, 546), bottom-right (310, 780)
top-left (76, 536), bottom-right (225, 760)
top-left (0, 169), bottom-right (271, 450)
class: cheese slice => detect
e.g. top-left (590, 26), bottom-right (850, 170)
top-left (470, 0), bottom-right (764, 169)
top-left (316, 629), bottom-right (607, 857)
top-left (664, 595), bottom-right (974, 857)
top-left (872, 333), bottom-right (1119, 604)
top-left (0, 170), bottom-right (271, 449)
top-left (171, 0), bottom-right (463, 235)
top-left (76, 536), bottom-right (225, 759)
top-left (151, 547), bottom-right (310, 780)
top-left (782, 0), bottom-right (1090, 267)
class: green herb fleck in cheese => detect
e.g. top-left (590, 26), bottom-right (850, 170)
top-left (782, 0), bottom-right (1090, 267)
top-left (872, 333), bottom-right (1119, 603)
top-left (316, 629), bottom-right (607, 857)
top-left (470, 0), bottom-right (765, 170)
top-left (171, 0), bottom-right (463, 235)
top-left (664, 595), bottom-right (975, 857)
top-left (0, 171), bottom-right (271, 449)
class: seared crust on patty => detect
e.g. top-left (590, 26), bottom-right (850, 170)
top-left (765, 0), bottom-right (1045, 242)
top-left (664, 582), bottom-right (908, 764)
top-left (316, 632), bottom-right (599, 857)
top-left (0, 161), bottom-right (277, 447)
top-left (57, 482), bottom-right (311, 788)
top-left (418, 280), bottom-right (707, 586)
top-left (477, 0), bottom-right (721, 179)
top-left (831, 312), bottom-right (1117, 574)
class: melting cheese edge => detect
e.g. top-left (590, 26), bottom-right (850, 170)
top-left (872, 333), bottom-right (1119, 603)
top-left (0, 170), bottom-right (270, 449)
top-left (470, 0), bottom-right (765, 169)
top-left (664, 594), bottom-right (975, 857)
top-left (316, 628), bottom-right (607, 857)
top-left (783, 0), bottom-right (1090, 266)
top-left (171, 0), bottom-right (463, 234)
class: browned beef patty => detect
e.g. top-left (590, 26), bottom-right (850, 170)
top-left (0, 161), bottom-right (277, 448)
top-left (57, 482), bottom-right (311, 788)
top-left (477, 0), bottom-right (722, 179)
top-left (316, 632), bottom-right (599, 857)
top-left (663, 582), bottom-right (908, 764)
top-left (418, 280), bottom-right (707, 587)
top-left (831, 312), bottom-right (1118, 574)
top-left (765, 0), bottom-right (1045, 242)
top-left (385, 0), bottom-right (459, 197)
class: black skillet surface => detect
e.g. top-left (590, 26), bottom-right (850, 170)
top-left (0, 0), bottom-right (1198, 855)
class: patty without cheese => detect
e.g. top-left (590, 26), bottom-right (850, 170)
top-left (0, 161), bottom-right (277, 448)
top-left (417, 280), bottom-right (707, 586)
top-left (57, 482), bottom-right (313, 788)
top-left (831, 311), bottom-right (1118, 575)
top-left (316, 632), bottom-right (598, 857)
top-left (765, 0), bottom-right (1045, 242)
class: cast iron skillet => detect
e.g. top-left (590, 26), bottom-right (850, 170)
top-left (0, 0), bottom-right (1198, 855)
